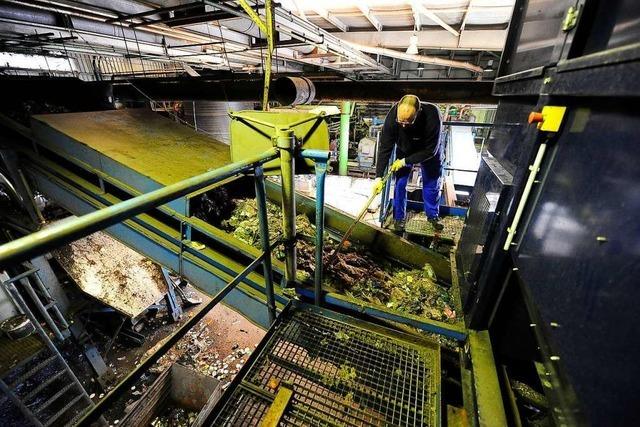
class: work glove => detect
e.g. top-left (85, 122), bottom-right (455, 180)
top-left (372, 178), bottom-right (384, 195)
top-left (390, 158), bottom-right (406, 173)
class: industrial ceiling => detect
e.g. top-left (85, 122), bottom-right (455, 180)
top-left (0, 0), bottom-right (514, 80)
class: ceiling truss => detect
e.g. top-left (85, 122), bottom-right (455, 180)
top-left (0, 0), bottom-right (512, 80)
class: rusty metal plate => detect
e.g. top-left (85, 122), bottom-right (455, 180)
top-left (53, 229), bottom-right (166, 318)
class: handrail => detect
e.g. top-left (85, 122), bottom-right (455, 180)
top-left (0, 148), bottom-right (279, 267)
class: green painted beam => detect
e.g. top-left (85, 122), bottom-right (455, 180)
top-left (339, 101), bottom-right (351, 176)
top-left (468, 330), bottom-right (507, 427)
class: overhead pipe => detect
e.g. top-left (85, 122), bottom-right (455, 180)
top-left (271, 76), bottom-right (316, 105)
top-left (343, 41), bottom-right (484, 73)
top-left (272, 76), bottom-right (494, 104)
top-left (2, 75), bottom-right (495, 106)
top-left (310, 79), bottom-right (495, 103)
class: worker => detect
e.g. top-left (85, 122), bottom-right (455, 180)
top-left (373, 95), bottom-right (444, 232)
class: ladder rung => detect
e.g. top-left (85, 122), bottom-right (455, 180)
top-left (9, 355), bottom-right (57, 388)
top-left (22, 370), bottom-right (66, 403)
top-left (34, 382), bottom-right (74, 415)
top-left (3, 267), bottom-right (39, 285)
top-left (42, 393), bottom-right (84, 427)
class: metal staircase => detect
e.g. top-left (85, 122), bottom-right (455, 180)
top-left (1, 272), bottom-right (93, 427)
top-left (4, 264), bottom-right (71, 342)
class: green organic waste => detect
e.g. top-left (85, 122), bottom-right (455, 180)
top-left (221, 199), bottom-right (458, 324)
top-left (334, 330), bottom-right (350, 341)
top-left (321, 363), bottom-right (357, 389)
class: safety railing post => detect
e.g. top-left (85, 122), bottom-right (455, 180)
top-left (299, 149), bottom-right (330, 306)
top-left (313, 158), bottom-right (328, 306)
top-left (254, 165), bottom-right (276, 324)
top-left (276, 128), bottom-right (297, 287)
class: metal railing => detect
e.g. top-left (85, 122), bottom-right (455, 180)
top-left (0, 148), bottom-right (279, 266)
top-left (0, 146), bottom-right (300, 425)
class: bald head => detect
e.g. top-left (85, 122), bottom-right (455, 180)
top-left (396, 95), bottom-right (420, 127)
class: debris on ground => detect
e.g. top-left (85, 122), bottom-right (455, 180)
top-left (221, 199), bottom-right (458, 323)
top-left (149, 321), bottom-right (253, 388)
top-left (150, 405), bottom-right (197, 427)
top-left (334, 330), bottom-right (350, 341)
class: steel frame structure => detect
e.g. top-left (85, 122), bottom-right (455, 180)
top-left (0, 144), bottom-right (289, 424)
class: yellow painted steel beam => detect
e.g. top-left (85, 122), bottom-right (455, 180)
top-left (263, 0), bottom-right (275, 110)
top-left (236, 0), bottom-right (268, 33)
top-left (236, 0), bottom-right (274, 110)
top-left (260, 383), bottom-right (293, 426)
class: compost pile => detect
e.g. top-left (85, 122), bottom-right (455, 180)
top-left (221, 199), bottom-right (457, 323)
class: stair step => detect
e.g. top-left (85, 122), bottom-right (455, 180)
top-left (0, 348), bottom-right (46, 381)
top-left (42, 393), bottom-right (84, 427)
top-left (9, 355), bottom-right (57, 388)
top-left (22, 369), bottom-right (66, 403)
top-left (33, 382), bottom-right (75, 415)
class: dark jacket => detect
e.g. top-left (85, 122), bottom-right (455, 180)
top-left (376, 102), bottom-right (443, 177)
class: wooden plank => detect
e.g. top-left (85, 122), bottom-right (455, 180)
top-left (444, 174), bottom-right (457, 206)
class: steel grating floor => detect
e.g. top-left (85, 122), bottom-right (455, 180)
top-left (211, 303), bottom-right (440, 426)
top-left (404, 212), bottom-right (463, 243)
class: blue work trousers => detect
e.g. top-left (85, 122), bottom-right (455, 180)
top-left (393, 157), bottom-right (443, 220)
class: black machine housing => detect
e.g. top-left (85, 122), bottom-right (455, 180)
top-left (457, 0), bottom-right (640, 425)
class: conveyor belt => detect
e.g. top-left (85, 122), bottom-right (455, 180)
top-left (211, 303), bottom-right (441, 426)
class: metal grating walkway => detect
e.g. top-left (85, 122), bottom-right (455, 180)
top-left (211, 303), bottom-right (440, 426)
top-left (404, 212), bottom-right (463, 244)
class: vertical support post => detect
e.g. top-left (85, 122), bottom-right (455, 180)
top-left (254, 166), bottom-right (276, 324)
top-left (313, 159), bottom-right (328, 306)
top-left (339, 101), bottom-right (352, 176)
top-left (276, 128), bottom-right (297, 287)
